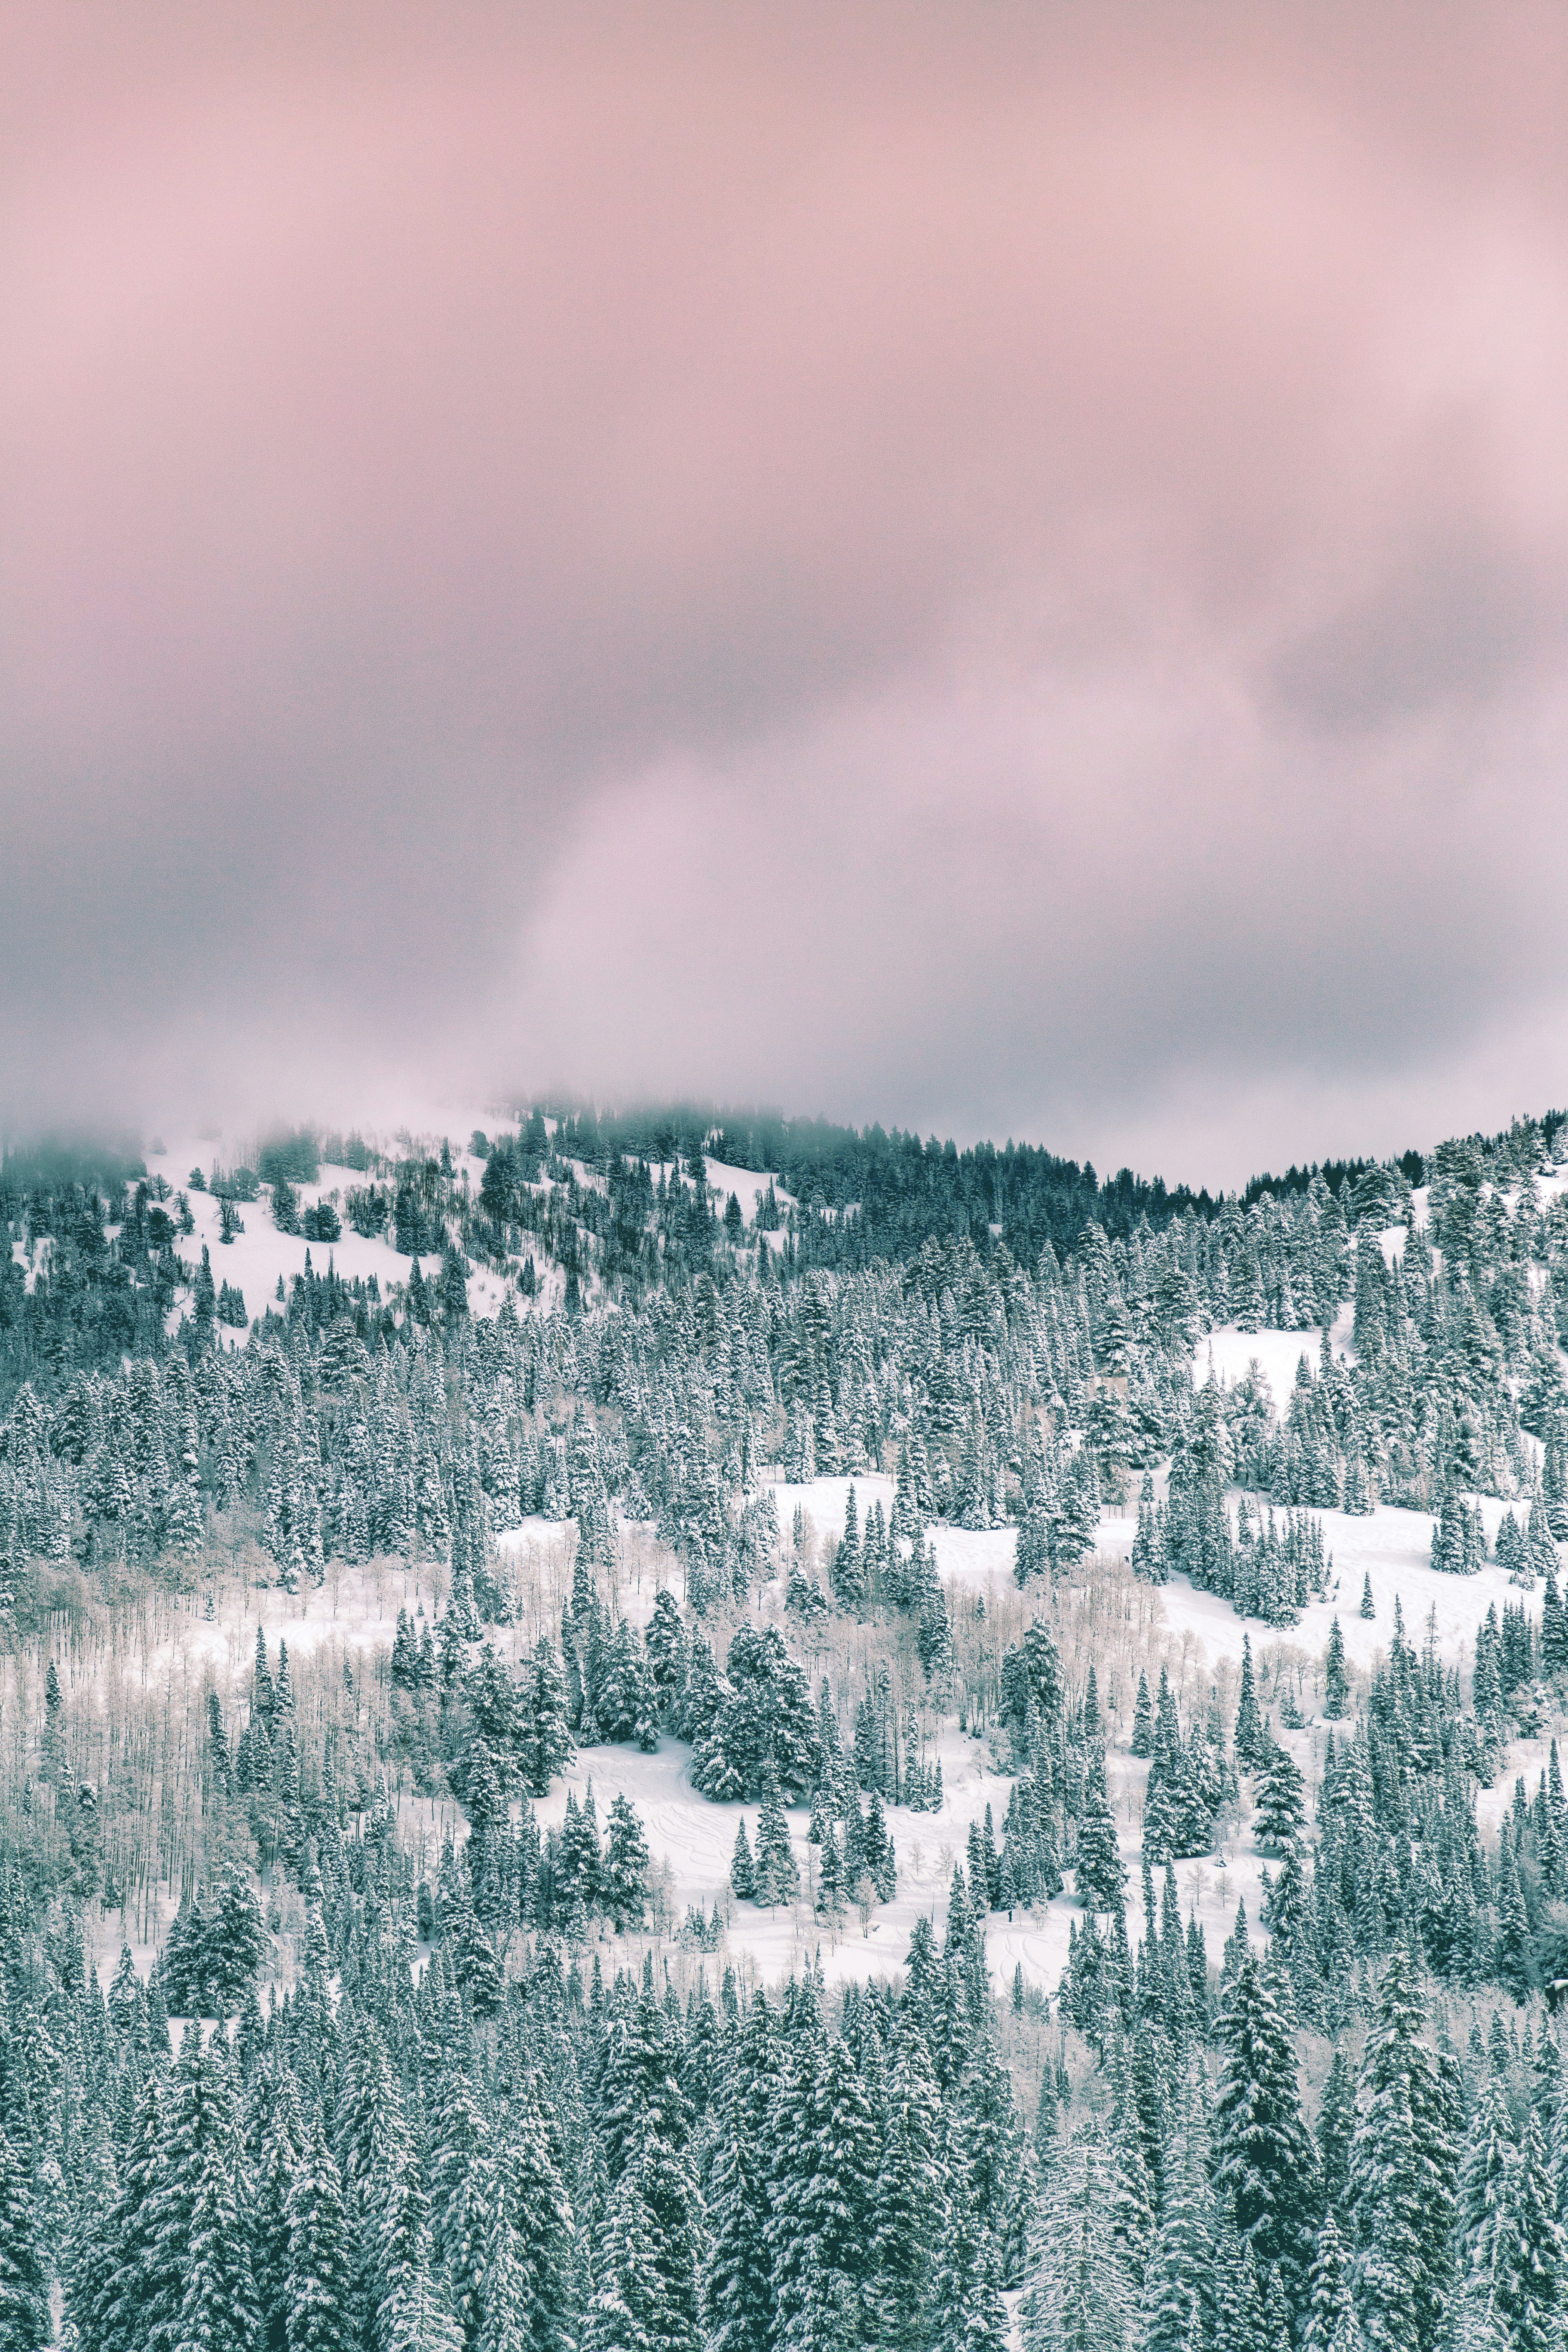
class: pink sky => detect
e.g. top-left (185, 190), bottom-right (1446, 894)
top-left (3, 3), bottom-right (1567, 1185)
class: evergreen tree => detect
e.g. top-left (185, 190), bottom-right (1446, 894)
top-left (1130, 1671), bottom-right (1154, 1759)
top-left (584, 2161), bottom-right (665, 2352)
top-left (1212, 2215), bottom-right (1265, 2352)
top-left (1075, 1744), bottom-right (1127, 1914)
top-left (1235, 1636), bottom-right (1263, 1765)
top-left (1318, 2050), bottom-right (1356, 2223)
top-left (928, 2168), bottom-right (1008, 2352)
top-left (375, 2136), bottom-right (462, 2352)
top-left (1489, 2107), bottom-right (1563, 2352)
top-left (472, 2166), bottom-right (528, 2352)
top-left (815, 1823), bottom-right (847, 1923)
top-left (729, 1818), bottom-right (756, 1902)
top-left (0, 2129), bottom-right (48, 2352)
top-left (175, 2082), bottom-right (261, 2352)
top-left (89, 2068), bottom-right (172, 2352)
top-left (1213, 1951), bottom-right (1321, 2324)
top-left (1022, 2128), bottom-right (1124, 2352)
top-left (144, 2024), bottom-right (223, 2352)
top-left (1348, 1947), bottom-right (1460, 2352)
top-left (755, 1777), bottom-right (799, 1907)
top-left (430, 2055), bottom-right (494, 2320)
top-left (66, 2124), bottom-right (121, 2352)
top-left (604, 1791), bottom-right (651, 1930)
top-left (1253, 1740), bottom-right (1308, 1854)
top-left (705, 1997), bottom-right (778, 2352)
top-left (768, 2000), bottom-right (877, 2352)
top-left (287, 2111), bottom-right (353, 2352)
top-left (506, 2069), bottom-right (577, 2352)
top-left (868, 2024), bottom-right (948, 2351)
top-left (1102, 2036), bottom-right (1155, 2301)
top-left (1454, 2072), bottom-right (1513, 2282)
top-left (1303, 2214), bottom-right (1353, 2352)
top-left (523, 1638), bottom-right (574, 1796)
top-left (1140, 2071), bottom-right (1212, 2352)
top-left (598, 1985), bottom-right (702, 2352)
top-left (1323, 1620), bottom-right (1349, 1719)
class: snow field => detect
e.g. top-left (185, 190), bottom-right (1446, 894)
top-left (136, 1133), bottom-right (795, 1335)
top-left (1191, 1307), bottom-right (1355, 1404)
top-left (144, 1129), bottom-right (516, 1336)
top-left (531, 1726), bottom-right (1005, 1995)
top-left (747, 1466), bottom-right (1563, 2000)
top-left (56, 1319), bottom-right (1566, 2018)
top-left (704, 1158), bottom-right (787, 1220)
top-left (65, 1482), bottom-right (1567, 2022)
top-left (771, 1463), bottom-right (1526, 1688)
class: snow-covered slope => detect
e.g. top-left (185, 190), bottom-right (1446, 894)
top-left (145, 1132), bottom-right (512, 1330)
top-left (104, 1438), bottom-right (1539, 2015)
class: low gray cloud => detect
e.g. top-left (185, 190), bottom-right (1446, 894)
top-left (1270, 531), bottom-right (1566, 735)
top-left (3, 3), bottom-right (1566, 1187)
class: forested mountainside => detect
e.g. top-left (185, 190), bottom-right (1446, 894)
top-left (1, 1096), bottom-right (1477, 1413)
top-left (3, 1103), bottom-right (1568, 2350)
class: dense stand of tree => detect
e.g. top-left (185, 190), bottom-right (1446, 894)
top-left (7, 1574), bottom-right (1568, 2352)
top-left (2, 1105), bottom-right (1568, 2345)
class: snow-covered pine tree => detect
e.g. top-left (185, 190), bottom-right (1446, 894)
top-left (286, 2108), bottom-right (354, 2352)
top-left (0, 2127), bottom-right (48, 2352)
top-left (1302, 2212), bottom-right (1354, 2352)
top-left (1347, 1945), bottom-right (1461, 2352)
top-left (1252, 1737), bottom-right (1308, 1854)
top-left (1213, 1950), bottom-right (1320, 2325)
top-left (1021, 2127), bottom-right (1124, 2352)
top-left (867, 2021), bottom-right (948, 2351)
top-left (704, 1994), bottom-right (778, 2352)
top-left (1324, 1619), bottom-right (1349, 1718)
top-left (1234, 1634), bottom-right (1263, 1764)
top-left (175, 2070), bottom-right (261, 2352)
top-left (754, 1776), bottom-right (799, 1906)
top-left (1140, 2069), bottom-right (1213, 2352)
top-left (1074, 1742), bottom-right (1126, 1913)
top-left (1487, 2106), bottom-right (1563, 2352)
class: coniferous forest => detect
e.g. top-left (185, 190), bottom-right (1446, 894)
top-left (6, 1103), bottom-right (1568, 2351)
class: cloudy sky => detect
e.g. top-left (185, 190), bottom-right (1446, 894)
top-left (4, 3), bottom-right (1566, 1188)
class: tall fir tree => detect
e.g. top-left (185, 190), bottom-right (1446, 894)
top-left (1213, 1952), bottom-right (1321, 2324)
top-left (705, 1997), bottom-right (778, 2352)
top-left (1021, 2128), bottom-right (1125, 2352)
top-left (286, 2110), bottom-right (354, 2352)
top-left (1140, 2069), bottom-right (1214, 2352)
top-left (1303, 2214), bottom-right (1353, 2352)
top-left (176, 2073), bottom-right (261, 2352)
top-left (867, 2021), bottom-right (948, 2351)
top-left (0, 2128), bottom-right (48, 2352)
top-left (1323, 1620), bottom-right (1349, 1719)
top-left (1488, 2107), bottom-right (1563, 2352)
top-left (1348, 1948), bottom-right (1460, 2352)
top-left (1075, 1744), bottom-right (1127, 1914)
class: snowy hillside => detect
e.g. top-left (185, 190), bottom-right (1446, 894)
top-left (7, 1101), bottom-right (1568, 2352)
